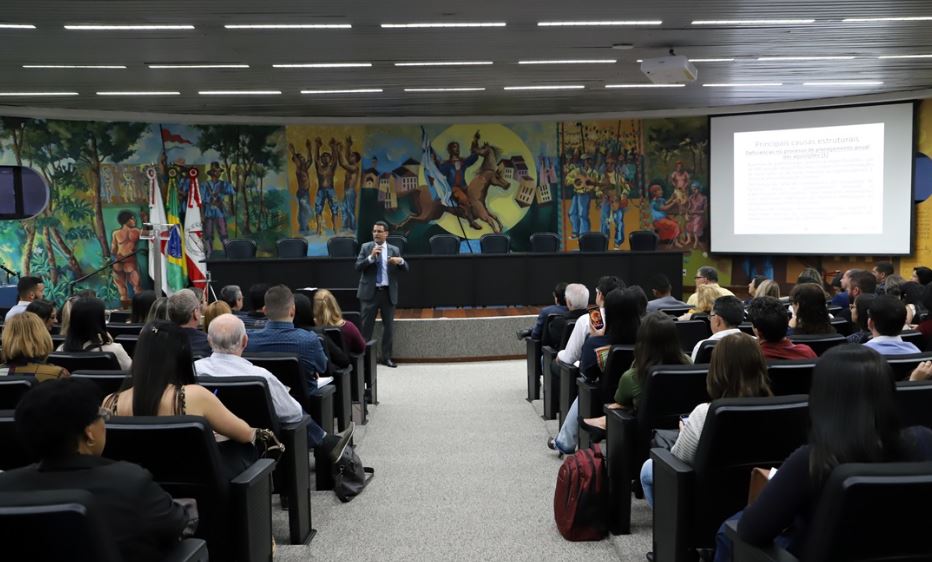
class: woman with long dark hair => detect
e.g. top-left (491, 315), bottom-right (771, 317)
top-left (787, 283), bottom-right (835, 336)
top-left (129, 290), bottom-right (157, 324)
top-left (846, 293), bottom-right (876, 344)
top-left (59, 297), bottom-right (132, 370)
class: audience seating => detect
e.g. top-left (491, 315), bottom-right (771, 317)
top-left (606, 364), bottom-right (711, 535)
top-left (629, 230), bottom-right (659, 251)
top-left (529, 232), bottom-right (560, 253)
top-left (555, 359), bottom-right (579, 428)
top-left (693, 340), bottom-right (717, 364)
top-left (342, 310), bottom-right (361, 330)
top-left (71, 370), bottom-right (130, 399)
top-left (737, 322), bottom-right (755, 336)
top-left (660, 307), bottom-right (692, 318)
top-left (47, 351), bottom-right (120, 372)
top-left (197, 376), bottom-right (315, 545)
top-left (0, 375), bottom-right (34, 409)
top-left (114, 334), bottom-right (139, 358)
top-left (479, 233), bottom-right (510, 254)
top-left (901, 330), bottom-right (926, 352)
top-left (787, 333), bottom-right (846, 356)
top-left (105, 323), bottom-right (143, 337)
top-left (51, 334), bottom-right (65, 349)
top-left (326, 236), bottom-right (359, 258)
top-left (830, 317), bottom-right (852, 337)
top-left (541, 320), bottom-right (576, 421)
top-left (674, 320), bottom-right (712, 354)
top-left (895, 380), bottom-right (932, 429)
top-left (576, 345), bottom-right (636, 449)
top-left (0, 489), bottom-right (209, 562)
top-left (363, 338), bottom-right (379, 405)
top-left (428, 234), bottom-right (460, 255)
top-left (224, 239), bottom-right (258, 259)
top-left (525, 313), bottom-right (560, 403)
top-left (726, 462), bottom-right (932, 562)
top-left (323, 327), bottom-right (366, 427)
top-left (275, 238), bottom-right (308, 258)
top-left (577, 232), bottom-right (608, 252)
top-left (107, 311), bottom-right (131, 324)
top-left (386, 234), bottom-right (407, 256)
top-left (103, 416), bottom-right (275, 562)
top-left (0, 410), bottom-right (34, 470)
top-left (885, 352), bottom-right (932, 382)
top-left (652, 395), bottom-right (810, 562)
top-left (766, 360), bottom-right (815, 396)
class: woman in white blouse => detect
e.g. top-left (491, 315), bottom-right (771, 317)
top-left (57, 297), bottom-right (132, 370)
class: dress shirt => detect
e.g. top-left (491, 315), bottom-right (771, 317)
top-left (182, 327), bottom-right (211, 358)
top-left (245, 320), bottom-right (328, 390)
top-left (558, 307), bottom-right (603, 366)
top-left (4, 301), bottom-right (29, 322)
top-left (863, 335), bottom-right (921, 355)
top-left (194, 353), bottom-right (303, 424)
top-left (690, 328), bottom-right (743, 362)
top-left (759, 339), bottom-right (817, 361)
top-left (368, 244), bottom-right (403, 287)
top-left (646, 295), bottom-right (689, 313)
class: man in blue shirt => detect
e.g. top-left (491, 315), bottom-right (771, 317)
top-left (864, 295), bottom-right (921, 355)
top-left (245, 285), bottom-right (329, 393)
top-left (517, 282), bottom-right (568, 340)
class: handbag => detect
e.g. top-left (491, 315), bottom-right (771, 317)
top-left (333, 443), bottom-right (374, 503)
top-left (254, 428), bottom-right (285, 461)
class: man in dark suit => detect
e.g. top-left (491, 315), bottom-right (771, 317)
top-left (356, 221), bottom-right (409, 367)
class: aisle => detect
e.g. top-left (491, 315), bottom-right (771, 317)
top-left (277, 360), bottom-right (623, 561)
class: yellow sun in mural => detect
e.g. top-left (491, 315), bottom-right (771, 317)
top-left (419, 123), bottom-right (536, 238)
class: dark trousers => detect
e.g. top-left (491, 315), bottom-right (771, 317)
top-left (361, 288), bottom-right (395, 360)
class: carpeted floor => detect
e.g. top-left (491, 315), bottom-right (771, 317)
top-left (274, 360), bottom-right (653, 561)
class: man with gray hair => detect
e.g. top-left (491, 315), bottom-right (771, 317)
top-left (167, 288), bottom-right (211, 357)
top-left (220, 284), bottom-right (244, 311)
top-left (686, 266), bottom-right (734, 307)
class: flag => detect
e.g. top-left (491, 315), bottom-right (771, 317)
top-left (161, 127), bottom-right (192, 145)
top-left (421, 126), bottom-right (453, 206)
top-left (146, 168), bottom-right (170, 293)
top-left (183, 169), bottom-right (207, 289)
top-left (164, 170), bottom-right (188, 293)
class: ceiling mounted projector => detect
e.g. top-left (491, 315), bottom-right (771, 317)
top-left (640, 55), bottom-right (698, 84)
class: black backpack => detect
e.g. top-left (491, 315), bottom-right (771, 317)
top-left (333, 443), bottom-right (374, 502)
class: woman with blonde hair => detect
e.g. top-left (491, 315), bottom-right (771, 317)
top-left (202, 301), bottom-right (232, 334)
top-left (754, 279), bottom-right (781, 299)
top-left (313, 289), bottom-right (366, 354)
top-left (0, 312), bottom-right (69, 381)
top-left (679, 283), bottom-right (726, 320)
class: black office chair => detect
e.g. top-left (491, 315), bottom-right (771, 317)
top-left (323, 327), bottom-right (368, 425)
top-left (107, 311), bottom-right (131, 324)
top-left (526, 313), bottom-right (561, 402)
top-left (428, 234), bottom-right (460, 255)
top-left (674, 320), bottom-right (712, 354)
top-left (629, 230), bottom-right (659, 251)
top-left (70, 371), bottom-right (130, 399)
top-left (479, 233), bottom-right (510, 254)
top-left (529, 232), bottom-right (560, 253)
top-left (576, 345), bottom-right (636, 449)
top-left (326, 236), bottom-right (358, 258)
top-left (542, 320), bottom-right (577, 421)
top-left (693, 339), bottom-right (718, 363)
top-left (386, 234), bottom-right (408, 256)
top-left (276, 238), bottom-right (308, 258)
top-left (0, 375), bottom-right (35, 409)
top-left (578, 232), bottom-right (608, 252)
top-left (224, 239), bottom-right (258, 259)
top-left (767, 359), bottom-right (816, 396)
top-left (105, 323), bottom-right (143, 337)
top-left (47, 352), bottom-right (120, 373)
top-left (896, 380), bottom-right (932, 429)
top-left (0, 489), bottom-right (209, 562)
top-left (788, 333), bottom-right (847, 356)
top-left (0, 410), bottom-right (34, 470)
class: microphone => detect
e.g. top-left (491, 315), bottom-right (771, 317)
top-left (0, 262), bottom-right (18, 278)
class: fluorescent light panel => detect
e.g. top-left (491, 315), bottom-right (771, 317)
top-left (381, 22), bottom-right (505, 28)
top-left (518, 59), bottom-right (616, 64)
top-left (273, 62), bottom-right (372, 68)
top-left (0, 91), bottom-right (78, 96)
top-left (802, 81), bottom-right (884, 86)
top-left (301, 88), bottom-right (383, 94)
top-left (64, 24), bottom-right (195, 30)
top-left (0, 24), bottom-right (35, 29)
top-left (703, 82), bottom-right (783, 87)
top-left (504, 85), bottom-right (585, 90)
top-left (757, 55), bottom-right (856, 60)
top-left (605, 84), bottom-right (685, 88)
top-left (198, 90), bottom-right (281, 95)
top-left (537, 20), bottom-right (662, 26)
top-left (97, 91), bottom-right (180, 95)
top-left (688, 58), bottom-right (735, 62)
top-left (23, 64), bottom-right (126, 69)
top-left (692, 19), bottom-right (815, 25)
top-left (394, 61), bottom-right (493, 66)
top-left (224, 23), bottom-right (351, 29)
top-left (844, 16), bottom-right (932, 22)
top-left (878, 54), bottom-right (932, 59)
top-left (404, 87), bottom-right (486, 92)
top-left (148, 64), bottom-right (248, 69)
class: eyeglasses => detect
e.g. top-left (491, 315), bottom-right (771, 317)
top-left (97, 407), bottom-right (112, 422)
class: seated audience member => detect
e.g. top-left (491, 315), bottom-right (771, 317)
top-left (220, 284), bottom-right (244, 312)
top-left (0, 312), bottom-right (69, 380)
top-left (911, 266), bottom-right (932, 286)
top-left (883, 274), bottom-right (906, 298)
top-left (628, 285), bottom-right (649, 317)
top-left (646, 274), bottom-right (688, 312)
top-left (104, 321), bottom-right (259, 477)
top-left (898, 281), bottom-right (927, 327)
top-left (787, 283), bottom-right (835, 336)
top-left (717, 344), bottom-right (932, 561)
top-left (873, 261), bottom-right (895, 294)
top-left (5, 276), bottom-right (45, 321)
top-left (243, 283), bottom-right (271, 329)
top-left (202, 301), bottom-right (232, 334)
top-left (519, 282), bottom-right (569, 339)
top-left (691, 296), bottom-right (744, 361)
top-left (580, 310), bottom-right (690, 432)
top-left (549, 282), bottom-right (592, 359)
top-left (796, 267), bottom-right (825, 289)
top-left (747, 297), bottom-right (817, 360)
top-left (292, 292), bottom-right (350, 371)
top-left (641, 333), bottom-right (773, 507)
top-left (830, 269), bottom-right (855, 308)
top-left (59, 297), bottom-right (132, 370)
top-left (59, 296), bottom-right (77, 337)
top-left (680, 283), bottom-right (727, 320)
top-left (314, 289), bottom-right (367, 354)
top-left (839, 269), bottom-right (878, 323)
top-left (686, 266), bottom-right (734, 307)
top-left (916, 284), bottom-right (932, 345)
top-left (146, 296), bottom-right (169, 323)
top-left (862, 295), bottom-right (920, 355)
top-left (292, 292), bottom-right (316, 330)
top-left (549, 287), bottom-right (641, 454)
top-left (25, 299), bottom-right (56, 331)
top-left (167, 289), bottom-right (211, 358)
top-left (129, 290), bottom-right (157, 324)
top-left (846, 293), bottom-right (877, 344)
top-left (0, 378), bottom-right (190, 561)
top-left (245, 285), bottom-right (328, 394)
top-left (753, 279), bottom-right (781, 300)
top-left (747, 275), bottom-right (769, 303)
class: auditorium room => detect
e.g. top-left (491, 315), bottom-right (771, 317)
top-left (3, 1), bottom-right (932, 560)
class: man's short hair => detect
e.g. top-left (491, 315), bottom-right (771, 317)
top-left (553, 282), bottom-right (568, 307)
top-left (220, 285), bottom-right (242, 308)
top-left (849, 270), bottom-right (878, 295)
top-left (207, 314), bottom-right (246, 354)
top-left (868, 295), bottom-right (906, 336)
top-left (712, 296), bottom-right (745, 328)
top-left (167, 289), bottom-right (199, 325)
top-left (247, 283), bottom-right (271, 312)
top-left (264, 285), bottom-right (295, 320)
top-left (25, 299), bottom-right (54, 323)
top-left (914, 266), bottom-right (932, 286)
top-left (16, 378), bottom-right (102, 459)
top-left (747, 296), bottom-right (791, 343)
top-left (564, 283), bottom-right (590, 310)
top-left (16, 276), bottom-right (42, 299)
top-left (596, 275), bottom-right (624, 297)
top-left (874, 262), bottom-right (894, 276)
top-left (648, 274), bottom-right (672, 295)
top-left (373, 220), bottom-right (389, 231)
top-left (697, 266), bottom-right (718, 283)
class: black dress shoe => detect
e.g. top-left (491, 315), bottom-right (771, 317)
top-left (383, 358), bottom-right (397, 368)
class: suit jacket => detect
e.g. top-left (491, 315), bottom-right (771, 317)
top-left (355, 241), bottom-right (409, 305)
top-left (0, 454), bottom-right (188, 562)
top-left (544, 308), bottom-right (588, 349)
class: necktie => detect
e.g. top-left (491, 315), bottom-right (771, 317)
top-left (376, 246), bottom-right (385, 285)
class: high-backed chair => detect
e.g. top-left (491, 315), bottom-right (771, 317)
top-left (479, 233), bottom-right (510, 254)
top-left (576, 345), bottom-right (636, 448)
top-left (386, 234), bottom-right (407, 256)
top-left (0, 409), bottom-right (34, 470)
top-left (107, 311), bottom-right (131, 324)
top-left (428, 234), bottom-right (460, 255)
top-left (659, 307), bottom-right (692, 318)
top-left (901, 330), bottom-right (926, 352)
top-left (276, 238), bottom-right (308, 258)
top-left (47, 352), bottom-right (120, 373)
top-left (103, 416), bottom-right (275, 562)
top-left (525, 313), bottom-right (560, 402)
top-left (0, 489), bottom-right (208, 562)
top-left (652, 396), bottom-right (810, 562)
top-left (727, 462), bottom-right (932, 562)
top-left (0, 376), bottom-right (34, 409)
top-left (766, 359), bottom-right (815, 396)
top-left (629, 230), bottom-right (659, 251)
top-left (105, 323), bottom-right (143, 337)
top-left (224, 239), bottom-right (257, 259)
top-left (788, 333), bottom-right (847, 356)
top-left (322, 327), bottom-right (364, 428)
top-left (114, 335), bottom-right (139, 358)
top-left (71, 371), bottom-right (130, 399)
top-left (326, 236), bottom-right (358, 258)
top-left (529, 232), bottom-right (560, 253)
top-left (693, 340), bottom-right (718, 364)
top-left (578, 232), bottom-right (608, 252)
top-left (542, 320), bottom-right (576, 421)
top-left (830, 317), bottom-right (853, 336)
top-left (896, 380), bottom-right (932, 429)
top-left (674, 320), bottom-right (712, 354)
top-left (885, 352), bottom-right (932, 381)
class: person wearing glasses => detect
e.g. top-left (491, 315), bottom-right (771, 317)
top-left (686, 266), bottom-right (734, 308)
top-left (0, 378), bottom-right (191, 561)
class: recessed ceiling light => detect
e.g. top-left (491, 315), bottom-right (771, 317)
top-left (273, 63), bottom-right (372, 68)
top-left (504, 85), bottom-right (585, 91)
top-left (0, 24), bottom-right (36, 29)
top-left (691, 19), bottom-right (815, 25)
top-left (224, 23), bottom-right (351, 29)
top-left (802, 81), bottom-right (884, 86)
top-left (757, 56), bottom-right (856, 61)
top-left (198, 90), bottom-right (282, 95)
top-left (843, 16), bottom-right (932, 22)
top-left (537, 20), bottom-right (662, 26)
top-left (0, 91), bottom-right (79, 96)
top-left (301, 88), bottom-right (383, 94)
top-left (605, 83), bottom-right (686, 88)
top-left (96, 91), bottom-right (181, 96)
top-left (688, 58), bottom-right (736, 63)
top-left (404, 87), bottom-right (487, 92)
top-left (148, 64), bottom-right (249, 69)
top-left (878, 53), bottom-right (932, 59)
top-left (23, 64), bottom-right (127, 69)
top-left (381, 22), bottom-right (506, 28)
top-left (394, 61), bottom-right (493, 66)
top-left (64, 24), bottom-right (195, 30)
top-left (518, 59), bottom-right (617, 65)
top-left (703, 82), bottom-right (784, 87)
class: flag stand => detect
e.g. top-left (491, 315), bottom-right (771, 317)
top-left (141, 222), bottom-right (172, 297)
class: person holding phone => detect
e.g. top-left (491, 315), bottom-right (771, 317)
top-left (356, 221), bottom-right (409, 368)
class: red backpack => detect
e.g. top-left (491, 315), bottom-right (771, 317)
top-left (553, 444), bottom-right (608, 541)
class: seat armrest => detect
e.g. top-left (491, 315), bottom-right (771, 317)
top-left (652, 448), bottom-right (695, 562)
top-left (526, 337), bottom-right (543, 402)
top-left (576, 375), bottom-right (600, 418)
top-left (364, 339), bottom-right (378, 405)
top-left (558, 360), bottom-right (579, 425)
top-left (278, 415), bottom-right (313, 544)
top-left (606, 406), bottom-right (638, 535)
top-left (726, 520), bottom-right (799, 562)
top-left (231, 458), bottom-right (276, 562)
top-left (163, 538), bottom-right (209, 562)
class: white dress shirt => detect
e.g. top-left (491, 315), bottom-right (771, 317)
top-left (690, 327), bottom-right (744, 362)
top-left (194, 353), bottom-right (304, 424)
top-left (4, 301), bottom-right (30, 322)
top-left (557, 307), bottom-right (603, 366)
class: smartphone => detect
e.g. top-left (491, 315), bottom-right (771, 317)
top-left (587, 305), bottom-right (604, 331)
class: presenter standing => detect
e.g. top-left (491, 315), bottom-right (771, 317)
top-left (356, 221), bottom-right (408, 368)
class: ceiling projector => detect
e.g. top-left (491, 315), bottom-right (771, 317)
top-left (640, 55), bottom-right (698, 84)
